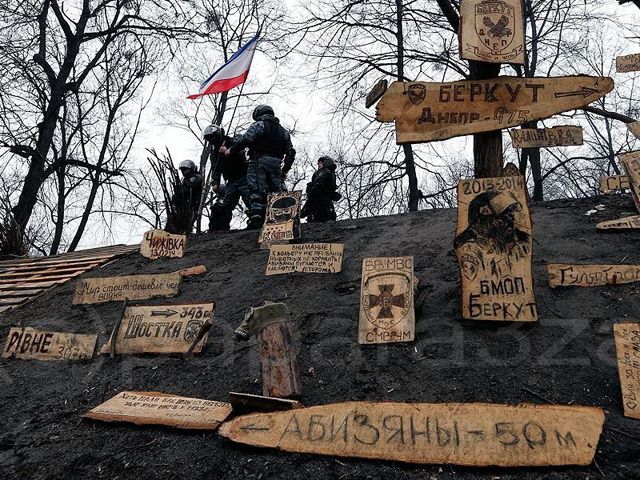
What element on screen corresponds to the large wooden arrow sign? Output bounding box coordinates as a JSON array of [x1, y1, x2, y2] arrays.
[[376, 76, 613, 143], [218, 401, 604, 467]]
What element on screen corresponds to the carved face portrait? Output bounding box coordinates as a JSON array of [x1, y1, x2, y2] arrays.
[[267, 196, 299, 223]]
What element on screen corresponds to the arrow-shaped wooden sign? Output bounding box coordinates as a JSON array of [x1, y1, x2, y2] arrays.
[[376, 76, 613, 143], [219, 401, 604, 467]]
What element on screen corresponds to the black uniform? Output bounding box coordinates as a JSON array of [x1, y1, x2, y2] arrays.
[[301, 157, 338, 223], [181, 172, 203, 214]]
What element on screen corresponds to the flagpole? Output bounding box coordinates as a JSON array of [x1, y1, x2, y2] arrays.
[[226, 81, 246, 136]]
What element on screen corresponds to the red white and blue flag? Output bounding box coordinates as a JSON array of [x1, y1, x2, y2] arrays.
[[188, 33, 259, 100]]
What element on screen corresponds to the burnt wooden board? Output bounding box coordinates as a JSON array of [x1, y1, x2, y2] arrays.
[[627, 121, 640, 140], [2, 327, 96, 361], [600, 175, 630, 194], [229, 392, 302, 416], [510, 126, 583, 148], [358, 257, 415, 344], [455, 176, 537, 321], [365, 79, 388, 108], [72, 273, 181, 305], [266, 243, 344, 276], [613, 323, 640, 420], [376, 76, 613, 144], [259, 191, 302, 247], [140, 229, 187, 260], [548, 264, 640, 288], [619, 151, 640, 212], [100, 303, 214, 355], [617, 53, 640, 73], [83, 391, 232, 430], [597, 216, 640, 231], [218, 401, 604, 467], [460, 0, 525, 64]]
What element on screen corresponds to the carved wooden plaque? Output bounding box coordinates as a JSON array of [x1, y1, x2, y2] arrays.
[[366, 79, 388, 108], [460, 0, 525, 64], [266, 243, 344, 276], [617, 53, 640, 73], [600, 175, 630, 194], [510, 126, 583, 148], [218, 401, 604, 467], [597, 216, 640, 231], [72, 273, 181, 305], [376, 77, 613, 144], [83, 391, 232, 430], [259, 191, 302, 246], [619, 151, 640, 212], [100, 303, 214, 355], [455, 176, 537, 321], [358, 257, 415, 344], [613, 323, 640, 420], [2, 327, 96, 361], [140, 229, 187, 260], [548, 264, 640, 288]]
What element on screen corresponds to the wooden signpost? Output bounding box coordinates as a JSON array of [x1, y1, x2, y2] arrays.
[[266, 243, 344, 276], [2, 327, 96, 361], [83, 391, 232, 430], [218, 401, 604, 467], [365, 79, 388, 108], [600, 175, 630, 194], [99, 303, 214, 355], [627, 121, 640, 140], [548, 264, 640, 288], [510, 126, 583, 148], [359, 257, 415, 344], [459, 0, 525, 64], [597, 216, 640, 231], [619, 151, 640, 212], [72, 273, 181, 305], [616, 53, 640, 73], [375, 76, 613, 144], [259, 191, 302, 247], [455, 176, 537, 322], [613, 323, 640, 420], [140, 229, 187, 260]]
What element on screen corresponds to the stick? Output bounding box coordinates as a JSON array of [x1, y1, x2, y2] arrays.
[[110, 298, 129, 358], [521, 387, 557, 405], [184, 320, 213, 357]]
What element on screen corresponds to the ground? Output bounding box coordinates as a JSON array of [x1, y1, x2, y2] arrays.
[[1, 194, 639, 479]]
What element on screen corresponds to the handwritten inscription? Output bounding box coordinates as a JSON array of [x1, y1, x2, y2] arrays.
[[376, 77, 613, 144], [72, 273, 181, 304], [266, 243, 344, 276], [456, 176, 537, 322], [617, 53, 640, 73], [600, 175, 630, 194], [140, 229, 187, 260], [597, 216, 640, 231], [2, 327, 96, 361], [614, 323, 640, 420], [218, 402, 604, 467], [510, 126, 583, 148], [460, 0, 525, 64], [548, 264, 640, 288], [83, 391, 232, 430], [619, 151, 640, 212], [359, 257, 415, 344], [100, 303, 214, 355]]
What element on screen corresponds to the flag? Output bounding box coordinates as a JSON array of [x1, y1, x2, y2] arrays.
[[187, 33, 259, 99]]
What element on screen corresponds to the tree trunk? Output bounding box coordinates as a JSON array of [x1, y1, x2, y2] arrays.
[[519, 120, 543, 200], [49, 166, 66, 255], [257, 322, 302, 399]]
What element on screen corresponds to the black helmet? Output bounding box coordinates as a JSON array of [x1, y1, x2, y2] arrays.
[[179, 159, 197, 172], [252, 104, 274, 120], [318, 156, 336, 171]]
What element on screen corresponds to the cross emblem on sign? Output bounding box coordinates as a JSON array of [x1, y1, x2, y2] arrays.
[[368, 284, 406, 319]]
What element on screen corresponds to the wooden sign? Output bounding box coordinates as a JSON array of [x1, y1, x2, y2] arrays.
[[619, 151, 640, 212], [597, 216, 640, 231], [616, 53, 640, 73], [627, 121, 640, 139], [2, 327, 96, 361], [266, 243, 344, 276], [510, 125, 583, 148], [140, 229, 187, 260], [365, 79, 388, 108], [613, 323, 640, 420], [99, 303, 214, 355], [359, 257, 415, 344], [72, 273, 181, 305], [229, 392, 302, 416], [83, 391, 232, 430], [455, 176, 537, 321], [548, 264, 640, 288], [460, 0, 525, 64], [259, 191, 302, 246], [600, 175, 630, 194], [218, 401, 604, 467], [376, 76, 613, 144]]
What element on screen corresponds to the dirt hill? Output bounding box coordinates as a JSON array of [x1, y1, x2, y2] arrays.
[[1, 194, 639, 480]]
